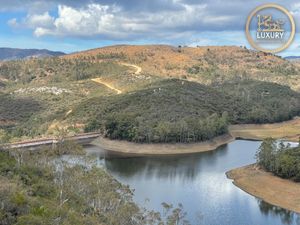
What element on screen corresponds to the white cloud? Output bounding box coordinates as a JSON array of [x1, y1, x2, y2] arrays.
[[11, 2, 235, 40], [32, 4, 123, 38], [7, 12, 55, 32], [34, 27, 51, 37], [26, 12, 54, 29], [5, 0, 299, 48]]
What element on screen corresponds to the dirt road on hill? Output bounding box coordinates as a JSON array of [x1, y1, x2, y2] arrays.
[[91, 78, 122, 94], [121, 63, 142, 75]]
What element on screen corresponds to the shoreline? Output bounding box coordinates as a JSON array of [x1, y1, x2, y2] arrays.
[[92, 117, 300, 156], [6, 117, 300, 155], [227, 165, 300, 214], [93, 134, 235, 156], [229, 117, 300, 142]]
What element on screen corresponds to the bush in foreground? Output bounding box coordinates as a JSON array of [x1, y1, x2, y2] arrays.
[[0, 145, 192, 225]]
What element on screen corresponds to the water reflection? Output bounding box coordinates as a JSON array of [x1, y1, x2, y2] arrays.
[[258, 199, 300, 225], [82, 140, 300, 225], [105, 156, 200, 181], [99, 145, 230, 182]]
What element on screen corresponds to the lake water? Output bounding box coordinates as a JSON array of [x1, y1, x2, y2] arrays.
[[84, 140, 300, 225]]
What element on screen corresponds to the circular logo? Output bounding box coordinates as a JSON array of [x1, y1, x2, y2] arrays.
[[246, 4, 295, 53]]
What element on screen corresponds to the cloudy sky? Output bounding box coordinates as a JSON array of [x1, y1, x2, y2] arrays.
[[0, 0, 299, 56]]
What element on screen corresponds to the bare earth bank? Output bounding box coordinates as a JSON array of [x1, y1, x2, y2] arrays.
[[226, 165, 300, 214], [93, 117, 300, 156], [93, 134, 235, 156], [229, 117, 300, 142]]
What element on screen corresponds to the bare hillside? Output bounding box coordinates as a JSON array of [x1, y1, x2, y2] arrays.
[[63, 45, 300, 90]]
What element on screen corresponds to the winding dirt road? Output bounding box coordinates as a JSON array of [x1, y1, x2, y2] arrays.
[[120, 63, 142, 75], [91, 63, 142, 94], [91, 78, 122, 94]]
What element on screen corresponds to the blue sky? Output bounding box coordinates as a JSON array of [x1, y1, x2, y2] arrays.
[[0, 0, 299, 56]]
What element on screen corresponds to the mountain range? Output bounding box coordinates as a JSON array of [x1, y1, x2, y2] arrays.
[[0, 47, 65, 60], [285, 56, 300, 61]]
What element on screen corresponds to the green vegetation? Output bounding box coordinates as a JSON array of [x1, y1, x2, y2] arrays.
[[0, 144, 191, 225], [0, 93, 43, 140], [0, 56, 155, 141], [1, 48, 300, 144], [186, 49, 299, 78], [0, 78, 118, 140], [0, 58, 128, 83], [216, 80, 300, 123], [256, 138, 300, 181], [1, 73, 300, 143], [80, 79, 232, 143], [0, 93, 42, 124], [80, 79, 300, 143]]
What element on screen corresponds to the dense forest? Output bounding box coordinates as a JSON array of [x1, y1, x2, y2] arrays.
[[0, 143, 191, 225], [256, 139, 300, 181], [81, 79, 300, 143], [216, 80, 300, 123]]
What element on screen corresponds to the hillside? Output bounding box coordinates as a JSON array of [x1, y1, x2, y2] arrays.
[[1, 45, 300, 90], [1, 45, 300, 92], [63, 45, 300, 91], [73, 79, 300, 143], [1, 45, 300, 143], [0, 48, 65, 61]]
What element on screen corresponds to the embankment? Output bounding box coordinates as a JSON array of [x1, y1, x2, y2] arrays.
[[93, 134, 235, 156], [93, 117, 300, 155], [227, 165, 300, 214]]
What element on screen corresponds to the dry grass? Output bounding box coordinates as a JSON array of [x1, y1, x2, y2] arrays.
[[229, 117, 300, 142], [120, 63, 142, 75], [61, 45, 300, 91], [227, 165, 300, 213]]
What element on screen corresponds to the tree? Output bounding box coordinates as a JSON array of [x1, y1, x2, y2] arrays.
[[0, 129, 10, 148], [104, 113, 137, 141], [178, 45, 182, 53], [155, 122, 172, 142], [256, 139, 300, 181], [256, 138, 277, 171], [84, 119, 100, 132]]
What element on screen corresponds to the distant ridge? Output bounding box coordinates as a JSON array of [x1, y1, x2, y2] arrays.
[[0, 47, 65, 60], [285, 56, 300, 61]]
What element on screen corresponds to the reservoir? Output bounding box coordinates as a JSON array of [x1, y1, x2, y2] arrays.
[[83, 140, 300, 225]]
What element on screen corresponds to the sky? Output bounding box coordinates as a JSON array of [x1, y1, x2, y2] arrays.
[[0, 0, 299, 56]]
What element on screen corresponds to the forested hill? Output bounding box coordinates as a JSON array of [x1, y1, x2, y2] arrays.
[[77, 79, 300, 143]]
